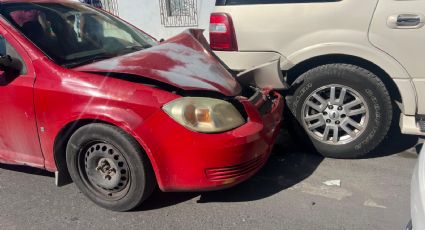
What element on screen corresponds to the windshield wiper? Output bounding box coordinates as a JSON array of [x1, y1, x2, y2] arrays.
[[127, 45, 152, 50], [64, 54, 116, 68], [118, 45, 152, 55], [64, 45, 153, 68]]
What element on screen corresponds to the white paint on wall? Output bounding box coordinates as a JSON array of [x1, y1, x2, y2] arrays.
[[117, 0, 215, 40]]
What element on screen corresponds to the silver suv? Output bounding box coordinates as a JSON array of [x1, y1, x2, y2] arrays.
[[210, 0, 425, 158]]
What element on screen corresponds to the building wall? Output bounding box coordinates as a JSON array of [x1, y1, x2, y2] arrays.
[[117, 0, 215, 40]]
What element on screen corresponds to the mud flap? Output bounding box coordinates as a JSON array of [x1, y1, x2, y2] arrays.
[[236, 59, 288, 90], [55, 170, 72, 187]]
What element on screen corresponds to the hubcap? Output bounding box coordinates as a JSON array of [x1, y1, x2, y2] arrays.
[[80, 142, 130, 199], [301, 84, 369, 145]]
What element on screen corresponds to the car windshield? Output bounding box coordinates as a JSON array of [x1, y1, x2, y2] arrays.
[[0, 2, 157, 67]]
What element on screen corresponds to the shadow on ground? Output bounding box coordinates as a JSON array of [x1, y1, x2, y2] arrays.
[[139, 121, 421, 210], [138, 130, 324, 211], [139, 150, 323, 210], [196, 146, 323, 203], [362, 112, 420, 159], [0, 163, 54, 177]]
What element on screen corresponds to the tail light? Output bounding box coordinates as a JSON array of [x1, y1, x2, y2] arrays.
[[209, 13, 238, 51]]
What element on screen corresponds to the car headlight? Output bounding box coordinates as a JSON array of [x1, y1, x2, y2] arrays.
[[162, 97, 245, 133]]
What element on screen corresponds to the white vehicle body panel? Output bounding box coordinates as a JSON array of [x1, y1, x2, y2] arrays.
[[369, 0, 425, 116], [213, 0, 425, 135], [411, 145, 425, 229]]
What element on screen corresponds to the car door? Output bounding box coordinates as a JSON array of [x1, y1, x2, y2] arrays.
[[0, 24, 45, 168], [369, 0, 425, 114]]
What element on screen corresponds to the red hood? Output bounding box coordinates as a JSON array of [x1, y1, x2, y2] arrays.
[[73, 29, 241, 96]]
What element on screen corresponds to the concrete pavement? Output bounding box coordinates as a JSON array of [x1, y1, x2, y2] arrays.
[[0, 129, 420, 230]]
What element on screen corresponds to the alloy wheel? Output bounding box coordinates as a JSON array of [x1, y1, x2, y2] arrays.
[[301, 84, 369, 145]]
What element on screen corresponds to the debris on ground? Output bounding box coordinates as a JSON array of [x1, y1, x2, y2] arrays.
[[323, 180, 341, 187], [364, 199, 387, 209]]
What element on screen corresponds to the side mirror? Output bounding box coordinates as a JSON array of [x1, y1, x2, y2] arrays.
[[0, 55, 22, 72], [0, 54, 12, 65], [0, 69, 8, 85], [0, 55, 22, 84]]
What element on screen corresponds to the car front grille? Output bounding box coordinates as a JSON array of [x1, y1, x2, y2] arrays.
[[205, 156, 265, 181]]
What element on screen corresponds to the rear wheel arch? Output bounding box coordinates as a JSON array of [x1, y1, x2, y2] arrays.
[[286, 54, 403, 107]]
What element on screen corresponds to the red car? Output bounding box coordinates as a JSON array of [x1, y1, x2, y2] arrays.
[[0, 0, 284, 211]]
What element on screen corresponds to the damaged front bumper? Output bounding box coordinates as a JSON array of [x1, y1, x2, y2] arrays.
[[138, 87, 284, 192], [140, 46, 288, 192]]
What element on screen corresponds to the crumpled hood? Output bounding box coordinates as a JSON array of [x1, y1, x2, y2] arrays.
[[73, 29, 241, 96]]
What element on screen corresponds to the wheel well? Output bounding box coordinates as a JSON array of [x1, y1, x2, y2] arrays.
[[286, 54, 402, 103], [53, 119, 110, 185]]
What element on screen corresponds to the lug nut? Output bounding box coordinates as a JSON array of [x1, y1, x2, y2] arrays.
[[323, 112, 328, 115], [338, 106, 343, 110], [329, 105, 334, 109], [335, 121, 340, 125], [341, 114, 346, 118], [326, 119, 331, 123], [109, 168, 116, 176]]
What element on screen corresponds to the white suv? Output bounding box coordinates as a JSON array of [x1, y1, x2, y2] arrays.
[[210, 0, 425, 158]]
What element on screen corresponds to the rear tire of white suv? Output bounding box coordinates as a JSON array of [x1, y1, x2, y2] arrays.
[[287, 64, 392, 159]]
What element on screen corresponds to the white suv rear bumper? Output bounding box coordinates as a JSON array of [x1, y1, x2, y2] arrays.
[[214, 50, 285, 72]]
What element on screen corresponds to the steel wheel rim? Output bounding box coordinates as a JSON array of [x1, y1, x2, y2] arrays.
[[78, 141, 131, 200], [301, 84, 369, 145]]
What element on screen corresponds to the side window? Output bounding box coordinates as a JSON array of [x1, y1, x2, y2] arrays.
[[0, 35, 27, 75]]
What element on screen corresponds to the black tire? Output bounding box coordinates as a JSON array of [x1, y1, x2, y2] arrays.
[[286, 64, 392, 158], [66, 123, 155, 211]]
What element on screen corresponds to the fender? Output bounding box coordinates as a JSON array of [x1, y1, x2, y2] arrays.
[[32, 55, 180, 175], [47, 110, 163, 188]]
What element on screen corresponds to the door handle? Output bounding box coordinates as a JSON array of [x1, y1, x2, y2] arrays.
[[388, 14, 424, 29], [396, 14, 421, 27]]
